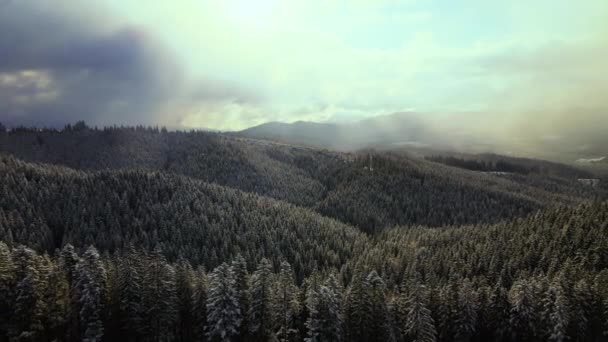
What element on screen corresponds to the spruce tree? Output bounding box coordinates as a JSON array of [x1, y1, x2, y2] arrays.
[[305, 275, 343, 342], [487, 283, 510, 341], [455, 278, 478, 342], [192, 267, 208, 341], [543, 278, 570, 342], [142, 247, 177, 341], [248, 258, 273, 341], [231, 254, 249, 341], [12, 264, 45, 341], [117, 248, 144, 340], [0, 242, 15, 338], [44, 263, 70, 340], [399, 280, 436, 342], [344, 267, 372, 342], [509, 279, 538, 341], [76, 246, 106, 342], [273, 260, 300, 342], [206, 263, 242, 342], [176, 259, 195, 342], [366, 270, 390, 342]]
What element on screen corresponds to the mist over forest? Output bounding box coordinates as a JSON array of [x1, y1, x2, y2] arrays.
[[1, 1, 608, 341]]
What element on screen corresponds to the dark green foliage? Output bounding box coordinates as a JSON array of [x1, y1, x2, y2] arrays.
[[248, 258, 273, 341], [2, 127, 601, 235], [206, 263, 241, 342], [0, 127, 607, 341], [0, 154, 366, 278]]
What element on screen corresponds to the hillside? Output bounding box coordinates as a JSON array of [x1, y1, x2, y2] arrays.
[[0, 126, 338, 207], [1, 130, 608, 342], [237, 112, 433, 151], [1, 126, 602, 234], [0, 155, 367, 278]]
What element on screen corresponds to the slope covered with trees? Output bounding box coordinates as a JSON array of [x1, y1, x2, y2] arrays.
[[317, 153, 600, 233], [0, 202, 607, 342], [1, 124, 608, 341], [0, 155, 366, 279], [0, 124, 334, 207], [1, 125, 602, 234]]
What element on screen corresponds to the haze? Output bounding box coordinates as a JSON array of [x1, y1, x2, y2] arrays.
[[0, 0, 606, 158]]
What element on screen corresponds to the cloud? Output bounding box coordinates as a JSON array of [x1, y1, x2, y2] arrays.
[[0, 0, 606, 160], [0, 0, 261, 128], [0, 1, 175, 126]]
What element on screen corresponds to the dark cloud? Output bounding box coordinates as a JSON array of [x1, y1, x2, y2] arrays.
[[0, 0, 181, 127], [0, 0, 259, 128]]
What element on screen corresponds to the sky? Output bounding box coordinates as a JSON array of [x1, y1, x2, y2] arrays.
[[0, 0, 607, 138]]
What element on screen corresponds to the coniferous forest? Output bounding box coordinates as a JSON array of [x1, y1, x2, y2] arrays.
[[1, 126, 608, 341]]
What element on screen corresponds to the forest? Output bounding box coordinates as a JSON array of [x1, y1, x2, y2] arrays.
[[1, 125, 607, 341]]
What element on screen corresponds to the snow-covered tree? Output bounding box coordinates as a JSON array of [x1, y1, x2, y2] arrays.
[[192, 267, 208, 341], [79, 271, 104, 342], [142, 248, 177, 341], [117, 248, 144, 339], [543, 278, 570, 342], [344, 267, 372, 342], [0, 242, 15, 337], [13, 264, 45, 341], [272, 260, 300, 342], [509, 279, 539, 341], [571, 278, 594, 340], [77, 246, 106, 342], [248, 258, 273, 341], [231, 254, 249, 341], [44, 262, 70, 340], [176, 259, 195, 342], [398, 280, 436, 342], [456, 278, 478, 342], [487, 282, 510, 341], [366, 270, 390, 342], [305, 274, 343, 342], [206, 263, 242, 342]]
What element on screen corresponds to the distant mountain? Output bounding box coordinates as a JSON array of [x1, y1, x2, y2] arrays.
[[237, 112, 434, 151], [237, 120, 342, 148], [237, 112, 608, 165]]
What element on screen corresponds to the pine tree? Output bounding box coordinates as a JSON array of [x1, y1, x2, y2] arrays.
[[455, 278, 478, 342], [60, 243, 81, 341], [59, 244, 79, 287], [487, 283, 510, 341], [117, 248, 144, 340], [366, 270, 390, 342], [273, 260, 300, 342], [206, 263, 242, 342], [248, 258, 273, 341], [571, 278, 594, 341], [142, 247, 177, 342], [509, 279, 538, 341], [44, 262, 70, 340], [398, 280, 436, 342], [10, 246, 45, 341], [305, 275, 343, 342], [231, 254, 249, 341], [76, 246, 106, 342], [192, 267, 208, 341], [12, 264, 45, 341], [344, 267, 372, 342], [0, 242, 15, 338], [436, 281, 458, 342], [176, 259, 195, 342], [79, 271, 104, 342], [543, 278, 570, 342]]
